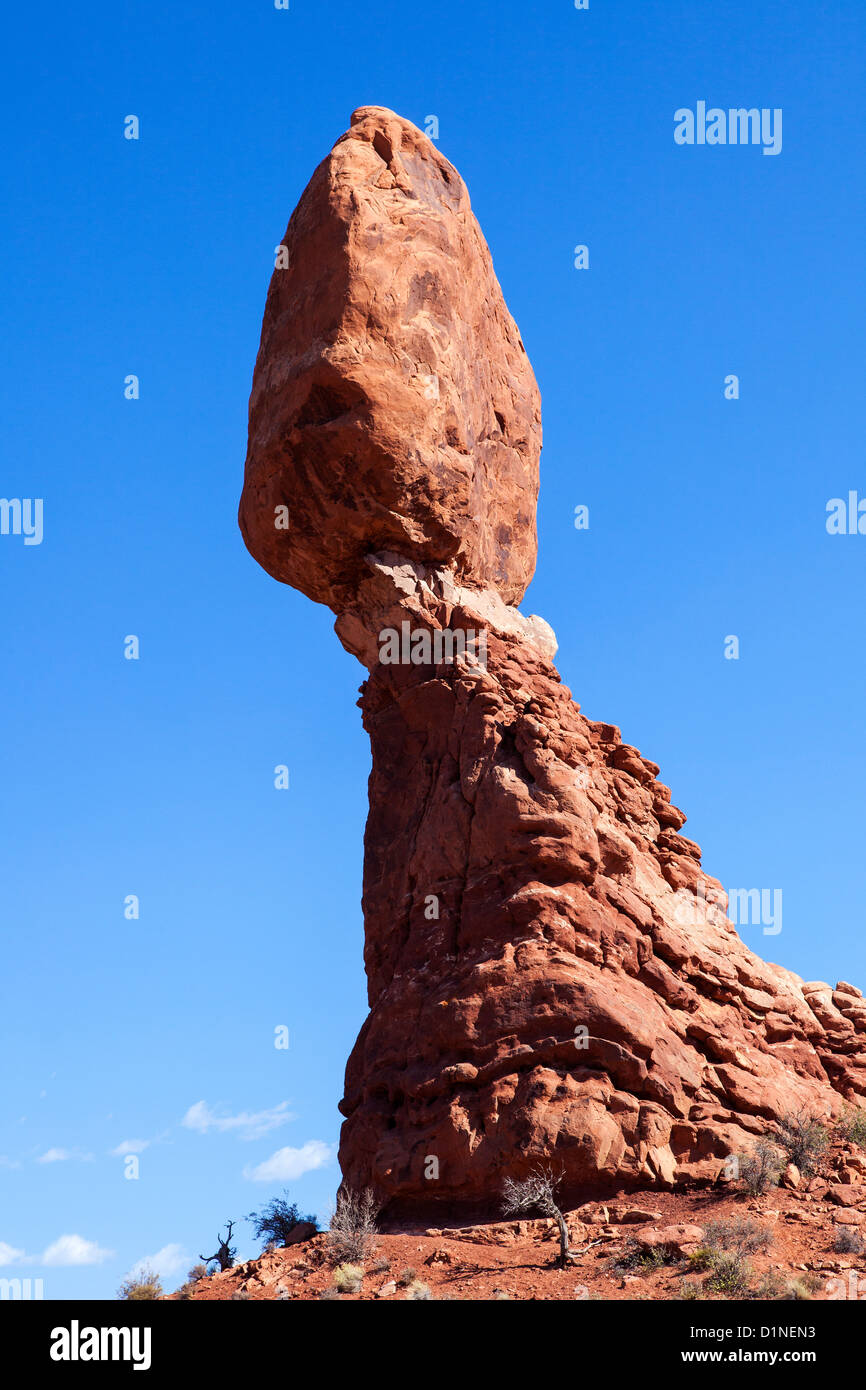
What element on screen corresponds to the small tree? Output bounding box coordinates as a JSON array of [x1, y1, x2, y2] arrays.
[[327, 1187, 381, 1264], [118, 1264, 163, 1300], [501, 1165, 574, 1265], [246, 1192, 317, 1250], [200, 1220, 237, 1272]]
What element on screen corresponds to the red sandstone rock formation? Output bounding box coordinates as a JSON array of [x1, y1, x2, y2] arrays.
[[240, 107, 866, 1219]]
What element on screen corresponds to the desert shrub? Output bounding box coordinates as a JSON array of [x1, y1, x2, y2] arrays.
[[176, 1263, 209, 1300], [231, 1287, 250, 1301], [752, 1269, 789, 1300], [246, 1192, 317, 1250], [704, 1217, 772, 1257], [327, 1188, 381, 1264], [837, 1108, 866, 1147], [781, 1278, 815, 1301], [397, 1266, 417, 1286], [677, 1280, 706, 1301], [370, 1257, 391, 1275], [611, 1237, 679, 1274], [777, 1111, 830, 1176], [833, 1226, 865, 1254], [705, 1253, 753, 1296], [118, 1265, 163, 1301], [333, 1263, 364, 1294], [318, 1286, 342, 1300], [687, 1248, 715, 1273], [405, 1279, 433, 1300], [737, 1138, 783, 1195]]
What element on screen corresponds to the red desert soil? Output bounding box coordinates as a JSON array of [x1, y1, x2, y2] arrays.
[[172, 1138, 866, 1302]]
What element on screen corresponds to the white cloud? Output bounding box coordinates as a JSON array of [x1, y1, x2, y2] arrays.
[[36, 1148, 93, 1165], [40, 1234, 113, 1267], [127, 1243, 187, 1282], [110, 1138, 150, 1157], [182, 1100, 294, 1141], [0, 1242, 24, 1266], [243, 1140, 333, 1183], [0, 1156, 21, 1170]]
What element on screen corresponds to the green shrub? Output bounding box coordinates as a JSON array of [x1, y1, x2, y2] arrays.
[[705, 1253, 753, 1296], [246, 1191, 317, 1250], [687, 1248, 715, 1273], [612, 1238, 679, 1273]]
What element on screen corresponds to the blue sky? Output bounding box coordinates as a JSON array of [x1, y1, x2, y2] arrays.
[[1, 0, 864, 1298]]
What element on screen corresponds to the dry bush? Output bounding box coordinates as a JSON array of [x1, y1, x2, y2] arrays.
[[837, 1107, 866, 1147], [736, 1138, 783, 1195], [777, 1110, 830, 1176], [704, 1217, 772, 1257], [405, 1279, 433, 1300], [326, 1187, 381, 1264], [176, 1263, 209, 1300], [333, 1263, 364, 1294], [833, 1226, 865, 1255], [118, 1264, 163, 1301]]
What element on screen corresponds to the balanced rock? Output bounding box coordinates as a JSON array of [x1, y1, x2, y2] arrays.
[[240, 105, 540, 618], [240, 108, 866, 1219]]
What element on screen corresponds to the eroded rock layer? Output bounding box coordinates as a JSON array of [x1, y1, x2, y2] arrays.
[[240, 108, 866, 1219]]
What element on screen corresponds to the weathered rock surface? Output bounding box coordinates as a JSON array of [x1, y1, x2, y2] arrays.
[[240, 104, 540, 614], [240, 107, 866, 1220]]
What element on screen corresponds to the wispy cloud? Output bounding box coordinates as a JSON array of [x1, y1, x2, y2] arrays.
[[243, 1140, 333, 1183], [36, 1148, 94, 1165], [0, 1156, 21, 1170], [0, 1234, 113, 1268], [182, 1099, 294, 1141], [110, 1138, 150, 1157], [127, 1243, 187, 1282], [39, 1235, 113, 1267]]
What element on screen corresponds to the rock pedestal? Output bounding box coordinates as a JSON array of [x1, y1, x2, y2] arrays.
[[240, 108, 866, 1218]]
